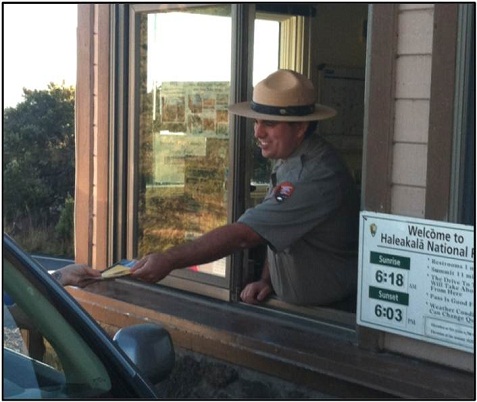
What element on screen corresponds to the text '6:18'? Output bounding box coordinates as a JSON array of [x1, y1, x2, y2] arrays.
[[375, 270, 404, 287]]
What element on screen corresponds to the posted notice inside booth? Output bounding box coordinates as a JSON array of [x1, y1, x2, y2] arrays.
[[357, 212, 474, 353]]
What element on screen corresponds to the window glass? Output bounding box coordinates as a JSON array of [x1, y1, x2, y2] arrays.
[[137, 6, 232, 278], [251, 18, 279, 206], [253, 19, 280, 85], [137, 8, 282, 281]]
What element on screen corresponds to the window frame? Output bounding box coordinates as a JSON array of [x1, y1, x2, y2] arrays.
[[119, 3, 364, 322], [122, 3, 255, 301], [449, 4, 475, 225]]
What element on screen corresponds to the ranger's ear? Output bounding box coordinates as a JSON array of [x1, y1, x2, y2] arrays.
[[294, 121, 310, 140]]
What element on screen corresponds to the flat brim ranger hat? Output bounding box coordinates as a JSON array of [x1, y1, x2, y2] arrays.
[[228, 69, 336, 122]]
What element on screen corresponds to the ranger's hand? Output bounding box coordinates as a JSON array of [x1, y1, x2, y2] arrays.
[[130, 253, 174, 283], [240, 279, 272, 304]]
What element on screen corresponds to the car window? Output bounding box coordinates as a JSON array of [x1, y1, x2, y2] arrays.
[[3, 258, 112, 399]]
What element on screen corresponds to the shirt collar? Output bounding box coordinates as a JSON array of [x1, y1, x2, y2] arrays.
[[272, 136, 315, 179], [278, 135, 316, 168]]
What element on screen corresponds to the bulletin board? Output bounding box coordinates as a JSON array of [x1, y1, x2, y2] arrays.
[[316, 66, 365, 185], [317, 66, 365, 137]]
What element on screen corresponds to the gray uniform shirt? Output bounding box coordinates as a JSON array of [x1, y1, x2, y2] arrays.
[[238, 134, 359, 305]]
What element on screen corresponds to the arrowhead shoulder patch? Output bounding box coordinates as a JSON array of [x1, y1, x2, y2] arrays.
[[273, 181, 295, 202]]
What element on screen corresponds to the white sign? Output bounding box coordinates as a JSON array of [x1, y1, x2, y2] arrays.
[[357, 212, 474, 353]]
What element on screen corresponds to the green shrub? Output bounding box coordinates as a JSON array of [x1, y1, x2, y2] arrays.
[[55, 195, 74, 256]]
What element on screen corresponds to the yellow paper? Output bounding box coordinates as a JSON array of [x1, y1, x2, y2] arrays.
[[101, 264, 132, 279]]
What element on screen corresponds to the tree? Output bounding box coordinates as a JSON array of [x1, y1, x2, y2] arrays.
[[3, 83, 75, 234]]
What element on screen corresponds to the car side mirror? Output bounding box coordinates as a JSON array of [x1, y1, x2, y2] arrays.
[[113, 323, 175, 383]]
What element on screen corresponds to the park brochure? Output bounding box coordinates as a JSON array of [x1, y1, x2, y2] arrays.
[[101, 259, 136, 279]]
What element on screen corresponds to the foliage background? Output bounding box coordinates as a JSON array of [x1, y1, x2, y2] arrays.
[[3, 84, 75, 256]]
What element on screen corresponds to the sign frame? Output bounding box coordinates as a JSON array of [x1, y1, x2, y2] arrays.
[[357, 211, 474, 353]]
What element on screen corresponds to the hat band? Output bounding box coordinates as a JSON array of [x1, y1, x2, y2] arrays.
[[251, 101, 315, 117]]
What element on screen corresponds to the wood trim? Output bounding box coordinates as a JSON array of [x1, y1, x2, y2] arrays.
[[425, 4, 459, 221], [75, 4, 94, 266], [75, 4, 111, 269], [362, 4, 398, 213], [92, 5, 111, 270], [67, 283, 476, 399], [359, 4, 399, 352]]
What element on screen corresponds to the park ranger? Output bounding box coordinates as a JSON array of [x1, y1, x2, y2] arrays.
[[132, 69, 360, 306]]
